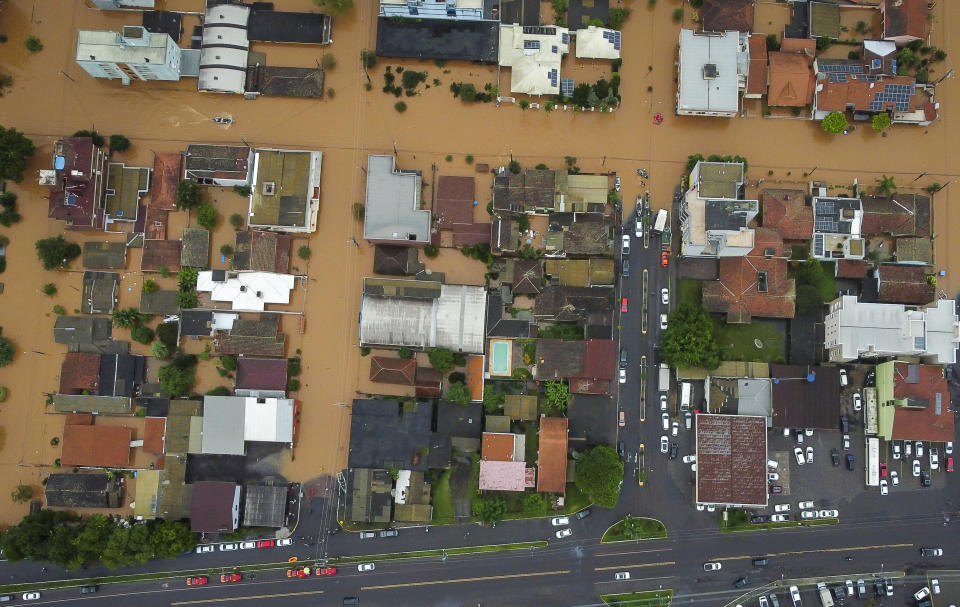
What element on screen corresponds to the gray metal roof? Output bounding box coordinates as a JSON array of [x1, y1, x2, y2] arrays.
[[201, 396, 246, 455], [678, 29, 741, 114], [242, 484, 287, 527], [363, 155, 430, 244], [53, 394, 132, 414]]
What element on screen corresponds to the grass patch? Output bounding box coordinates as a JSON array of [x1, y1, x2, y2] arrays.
[[602, 589, 673, 607], [602, 516, 667, 542], [431, 466, 455, 523], [678, 279, 702, 307], [712, 317, 785, 363], [329, 541, 547, 565], [720, 509, 840, 532], [524, 424, 539, 463]]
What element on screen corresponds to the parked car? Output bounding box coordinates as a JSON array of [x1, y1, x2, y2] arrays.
[[618, 441, 626, 458], [615, 571, 631, 581], [660, 436, 669, 453], [21, 593, 40, 601], [845, 580, 854, 596], [752, 558, 769, 567], [931, 580, 940, 595], [892, 441, 901, 460], [880, 462, 887, 477], [80, 586, 98, 594], [622, 259, 630, 277], [682, 455, 697, 464], [880, 479, 889, 495], [913, 460, 922, 477], [621, 298, 628, 313], [800, 510, 818, 520], [574, 509, 592, 520], [277, 538, 293, 547], [770, 485, 783, 494], [220, 543, 239, 551], [768, 459, 779, 470], [317, 567, 337, 576], [857, 580, 867, 599], [671, 421, 679, 437], [843, 434, 851, 450], [357, 563, 375, 572], [790, 585, 802, 607], [359, 531, 376, 539], [621, 235, 630, 256], [551, 516, 570, 526], [660, 395, 668, 411], [187, 577, 209, 586], [948, 457, 954, 473], [750, 515, 768, 524], [947, 441, 954, 455], [760, 596, 770, 607], [796, 431, 804, 444], [775, 504, 790, 513], [831, 448, 840, 467], [846, 454, 855, 470], [661, 412, 670, 430], [619, 368, 626, 384], [930, 448, 940, 470], [839, 369, 848, 387], [256, 539, 275, 548], [906, 442, 913, 457], [735, 577, 749, 589], [922, 469, 932, 487], [818, 509, 839, 518], [379, 529, 398, 538], [914, 587, 931, 602], [840, 416, 849, 434], [794, 447, 805, 465], [798, 501, 815, 509], [619, 410, 626, 427], [703, 562, 722, 572], [885, 580, 894, 597], [874, 581, 885, 598], [771, 514, 790, 522], [853, 393, 862, 411], [287, 568, 309, 578], [685, 412, 692, 429], [891, 470, 899, 485], [661, 251, 669, 267], [660, 314, 668, 330], [555, 528, 572, 539], [220, 573, 242, 584], [770, 593, 781, 607], [768, 472, 779, 482], [805, 446, 814, 464], [916, 441, 925, 458], [196, 544, 216, 553], [805, 428, 814, 437], [670, 443, 678, 459], [239, 541, 256, 550]]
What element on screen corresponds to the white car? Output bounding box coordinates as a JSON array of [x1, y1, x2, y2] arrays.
[[660, 395, 668, 411], [660, 436, 669, 453], [555, 528, 573, 539], [805, 446, 814, 464], [696, 503, 705, 511], [671, 422, 679, 437], [846, 581, 854, 596], [905, 441, 913, 457], [703, 562, 722, 572], [804, 428, 814, 437], [220, 543, 239, 551], [774, 504, 790, 513], [635, 222, 643, 239], [768, 472, 779, 482], [662, 413, 670, 430], [682, 455, 697, 464], [706, 505, 716, 512], [277, 538, 293, 547], [196, 545, 216, 554], [947, 441, 954, 455], [930, 448, 940, 470], [771, 514, 790, 522], [932, 579, 941, 595], [801, 510, 818, 520], [239, 541, 256, 550], [916, 441, 924, 458], [760, 596, 770, 607], [615, 176, 622, 192], [843, 434, 851, 450], [660, 314, 668, 330], [22, 593, 40, 601], [914, 587, 931, 602], [853, 392, 862, 411], [551, 516, 570, 526], [796, 431, 804, 444], [839, 369, 848, 387], [880, 479, 889, 495], [791, 586, 802, 607], [768, 459, 779, 470], [619, 369, 626, 384], [615, 571, 631, 580], [892, 442, 901, 460], [890, 470, 899, 485], [819, 509, 838, 518], [798, 501, 815, 510], [794, 447, 805, 465], [913, 460, 922, 477], [661, 288, 669, 305], [358, 563, 376, 572], [621, 235, 631, 255]]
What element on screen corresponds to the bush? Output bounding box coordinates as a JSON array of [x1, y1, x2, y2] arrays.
[[151, 341, 170, 360], [72, 129, 104, 148], [109, 134, 130, 152], [394, 101, 407, 113], [287, 357, 302, 377], [177, 290, 197, 309], [465, 155, 474, 164], [360, 347, 371, 356], [607, 7, 630, 29], [518, 99, 530, 110], [287, 378, 301, 392], [821, 111, 848, 134], [220, 355, 238, 372], [157, 321, 179, 351], [428, 347, 455, 372], [423, 244, 439, 258], [326, 88, 335, 98], [111, 307, 150, 329], [52, 305, 65, 315], [158, 355, 197, 398], [352, 202, 365, 221], [195, 203, 216, 229], [41, 283, 56, 296], [142, 279, 158, 294], [816, 36, 832, 51], [448, 372, 466, 384], [672, 8, 682, 21], [205, 386, 231, 396], [176, 180, 203, 209], [298, 245, 311, 260], [872, 112, 892, 131], [35, 236, 81, 270], [131, 325, 155, 345], [398, 347, 414, 359], [220, 244, 233, 257], [232, 185, 251, 197], [445, 381, 471, 405], [229, 213, 244, 230], [509, 160, 522, 174], [766, 34, 780, 52], [401, 70, 427, 90], [24, 36, 42, 53], [322, 53, 336, 70], [360, 49, 377, 70], [10, 483, 30, 504]]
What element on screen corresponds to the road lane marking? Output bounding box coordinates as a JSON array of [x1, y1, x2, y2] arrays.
[[362, 569, 570, 590], [170, 590, 324, 605], [597, 574, 676, 585], [713, 543, 913, 562], [596, 548, 673, 558], [595, 561, 676, 571]]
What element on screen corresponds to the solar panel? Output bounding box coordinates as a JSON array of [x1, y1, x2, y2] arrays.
[[523, 40, 541, 50], [561, 33, 569, 44], [613, 31, 621, 50], [561, 78, 574, 96]]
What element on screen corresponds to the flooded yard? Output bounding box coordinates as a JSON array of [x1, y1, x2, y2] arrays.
[[0, 0, 957, 524]]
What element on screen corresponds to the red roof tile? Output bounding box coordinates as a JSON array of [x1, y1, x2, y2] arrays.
[[537, 417, 568, 495], [369, 356, 417, 385], [235, 357, 289, 391], [890, 362, 954, 443], [702, 256, 796, 323], [482, 432, 517, 462], [749, 227, 788, 257], [747, 34, 768, 96], [47, 138, 107, 229], [61, 425, 132, 467], [144, 417, 166, 454], [883, 0, 927, 41], [817, 76, 919, 113], [436, 176, 476, 229], [761, 189, 813, 242], [835, 259, 869, 279], [141, 240, 181, 272], [860, 194, 931, 237], [59, 353, 102, 395], [876, 264, 935, 305], [151, 153, 182, 212], [696, 414, 767, 506], [452, 222, 491, 247], [702, 0, 754, 32], [768, 52, 815, 107], [466, 355, 484, 402]]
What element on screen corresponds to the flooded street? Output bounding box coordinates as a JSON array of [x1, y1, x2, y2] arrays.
[[0, 0, 957, 524]]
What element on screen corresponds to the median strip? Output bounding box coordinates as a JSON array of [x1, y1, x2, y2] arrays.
[[171, 590, 324, 605], [362, 569, 570, 590], [329, 541, 547, 564], [602, 589, 673, 607]]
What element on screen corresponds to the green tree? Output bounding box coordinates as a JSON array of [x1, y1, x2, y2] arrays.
[[205, 385, 231, 396], [672, 8, 683, 21], [72, 129, 105, 147], [872, 113, 892, 131], [142, 279, 159, 295], [72, 514, 112, 567], [157, 321, 179, 351], [607, 7, 631, 28], [483, 386, 506, 413], [131, 325, 155, 344], [875, 174, 897, 196], [360, 49, 377, 70], [176, 180, 203, 210], [544, 380, 569, 414], [177, 290, 197, 309], [0, 126, 35, 182], [195, 203, 216, 229], [0, 329, 12, 367], [321, 53, 336, 70], [220, 354, 238, 371], [766, 33, 780, 51], [796, 258, 836, 303], [424, 244, 439, 258], [428, 347, 455, 372], [445, 381, 471, 405], [10, 483, 30, 503], [314, 0, 353, 15], [821, 111, 848, 134], [177, 267, 198, 291], [24, 36, 42, 53], [34, 236, 81, 270], [149, 519, 196, 559], [394, 101, 407, 113], [158, 355, 198, 397], [518, 99, 530, 110], [151, 340, 170, 360], [660, 302, 721, 370], [111, 307, 150, 329], [298, 245, 311, 260], [398, 347, 414, 359], [574, 445, 623, 508], [509, 160, 522, 174], [41, 283, 57, 296], [220, 244, 233, 257], [523, 492, 549, 515], [473, 496, 508, 524], [229, 213, 244, 229], [109, 134, 130, 152]]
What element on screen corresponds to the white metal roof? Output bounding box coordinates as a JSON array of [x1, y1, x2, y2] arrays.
[[499, 24, 568, 96], [243, 397, 294, 444], [198, 3, 249, 93], [76, 29, 174, 65], [362, 155, 429, 243], [196, 271, 295, 311], [574, 26, 621, 60], [678, 29, 740, 114]]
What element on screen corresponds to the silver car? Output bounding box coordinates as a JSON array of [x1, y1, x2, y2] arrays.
[[358, 563, 375, 572]]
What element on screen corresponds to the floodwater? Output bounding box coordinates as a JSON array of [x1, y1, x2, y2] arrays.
[[0, 0, 958, 524]]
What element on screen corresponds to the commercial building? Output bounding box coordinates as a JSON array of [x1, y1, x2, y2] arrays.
[[680, 162, 758, 257], [695, 414, 767, 507], [876, 361, 954, 444], [676, 29, 748, 117], [198, 3, 250, 94], [248, 149, 322, 233], [75, 27, 188, 86], [824, 295, 959, 364], [380, 0, 485, 20], [40, 137, 108, 230], [363, 155, 430, 245], [769, 365, 841, 429], [199, 395, 296, 456]]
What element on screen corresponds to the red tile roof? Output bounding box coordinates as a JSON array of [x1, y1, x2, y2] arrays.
[[482, 432, 517, 462], [236, 357, 289, 391], [876, 264, 935, 305], [59, 353, 102, 395], [436, 176, 476, 229], [749, 227, 789, 257], [415, 366, 442, 398], [761, 189, 813, 242], [536, 417, 568, 495], [835, 259, 869, 279], [144, 417, 166, 454], [466, 355, 484, 402], [767, 52, 815, 107], [702, 0, 754, 32], [369, 356, 417, 385], [696, 414, 767, 506], [144, 205, 169, 240], [883, 0, 927, 41], [151, 153, 182, 211], [61, 425, 132, 467], [860, 194, 931, 237], [817, 76, 919, 113], [452, 222, 491, 247], [702, 256, 795, 323], [890, 362, 954, 443], [581, 339, 616, 381], [747, 34, 768, 96], [141, 239, 181, 272]]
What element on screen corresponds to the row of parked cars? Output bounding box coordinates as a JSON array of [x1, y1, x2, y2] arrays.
[[195, 538, 292, 553]]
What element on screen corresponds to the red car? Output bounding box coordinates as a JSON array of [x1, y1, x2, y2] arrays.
[[287, 568, 309, 578], [186, 576, 208, 586], [220, 573, 242, 584], [661, 251, 669, 267], [880, 462, 888, 478], [947, 457, 954, 473], [256, 539, 275, 548], [621, 298, 628, 312], [317, 567, 337, 576]]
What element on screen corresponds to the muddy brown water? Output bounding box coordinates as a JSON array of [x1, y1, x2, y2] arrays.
[[0, 0, 957, 524]]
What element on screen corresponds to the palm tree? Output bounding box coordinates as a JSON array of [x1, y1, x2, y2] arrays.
[[875, 174, 897, 196]]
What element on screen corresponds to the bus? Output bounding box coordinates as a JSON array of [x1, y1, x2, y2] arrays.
[[867, 437, 880, 486]]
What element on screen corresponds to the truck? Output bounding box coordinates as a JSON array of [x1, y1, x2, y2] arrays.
[[680, 382, 691, 411], [818, 582, 836, 607], [653, 209, 668, 233], [658, 364, 670, 392]]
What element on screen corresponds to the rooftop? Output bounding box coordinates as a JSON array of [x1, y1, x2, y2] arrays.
[[574, 26, 621, 60], [345, 468, 393, 524], [761, 189, 812, 241], [769, 364, 841, 429], [44, 137, 107, 229], [44, 473, 119, 508], [809, 1, 841, 38], [81, 271, 118, 315], [76, 27, 176, 66], [369, 356, 417, 385], [184, 145, 251, 183], [478, 460, 528, 491], [375, 15, 499, 63], [235, 357, 289, 392], [151, 152, 180, 211], [83, 241, 127, 269], [180, 227, 210, 268], [436, 401, 483, 439], [215, 314, 286, 358], [543, 258, 615, 287], [189, 481, 239, 533], [537, 417, 568, 494], [248, 149, 322, 231], [104, 163, 149, 223], [196, 271, 295, 311], [248, 6, 331, 44], [139, 289, 180, 315], [883, 0, 926, 41], [536, 339, 616, 394], [435, 175, 476, 229], [233, 231, 292, 273], [815, 74, 919, 114], [768, 51, 815, 107], [492, 169, 556, 213], [61, 424, 132, 468], [498, 24, 569, 95], [372, 245, 423, 276], [54, 316, 113, 347], [696, 414, 767, 507], [482, 432, 523, 462], [242, 483, 287, 528], [363, 155, 429, 244], [702, 256, 796, 323], [875, 264, 935, 305], [879, 361, 954, 443], [533, 285, 614, 323], [198, 3, 249, 94], [567, 394, 616, 447], [678, 29, 743, 115], [143, 417, 165, 454], [701, 0, 754, 32], [58, 352, 101, 395], [201, 395, 295, 455], [348, 399, 436, 471], [510, 259, 545, 294], [141, 239, 181, 273], [54, 394, 132, 415], [746, 34, 768, 97], [860, 194, 931, 237], [504, 394, 538, 420]]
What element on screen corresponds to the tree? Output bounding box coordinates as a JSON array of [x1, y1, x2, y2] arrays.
[[660, 302, 721, 370], [229, 213, 244, 229], [109, 134, 130, 152], [483, 386, 505, 414], [72, 129, 105, 147], [0, 330, 12, 367], [177, 267, 198, 291], [220, 244, 233, 257], [572, 83, 592, 107], [574, 445, 623, 508], [352, 202, 365, 221], [796, 258, 836, 304], [112, 307, 150, 329], [205, 385, 231, 396], [424, 244, 439, 258], [150, 341, 170, 360], [41, 283, 56, 296], [872, 113, 892, 132], [766, 33, 780, 51], [158, 356, 197, 397], [445, 381, 471, 405], [795, 284, 824, 316], [0, 126, 35, 182], [875, 174, 897, 196], [298, 245, 311, 260], [149, 520, 196, 559], [428, 347, 455, 372], [607, 7, 631, 29], [36, 236, 81, 270], [360, 49, 377, 70], [458, 82, 478, 102], [24, 36, 42, 53], [398, 347, 414, 360], [131, 325, 155, 344], [509, 160, 522, 174], [219, 354, 238, 371], [394, 101, 407, 113], [473, 496, 508, 524], [322, 53, 336, 70], [672, 8, 683, 22], [157, 321, 179, 351], [545, 381, 569, 414], [518, 99, 530, 110], [821, 111, 848, 134], [315, 0, 353, 15], [10, 483, 30, 503], [523, 492, 549, 515], [176, 180, 203, 210], [142, 279, 159, 295], [195, 203, 216, 229]]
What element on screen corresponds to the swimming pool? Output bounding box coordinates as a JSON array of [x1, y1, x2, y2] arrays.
[[490, 340, 511, 376]]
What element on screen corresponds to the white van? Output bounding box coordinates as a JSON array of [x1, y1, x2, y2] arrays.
[[680, 382, 691, 412]]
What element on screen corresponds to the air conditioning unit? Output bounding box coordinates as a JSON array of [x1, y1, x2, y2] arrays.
[[262, 181, 276, 195]]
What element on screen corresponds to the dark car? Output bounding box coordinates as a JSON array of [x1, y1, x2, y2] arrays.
[[769, 485, 783, 494], [856, 580, 867, 599], [840, 416, 849, 433], [874, 581, 884, 597], [846, 454, 855, 470], [750, 515, 768, 524], [575, 508, 591, 520], [734, 577, 749, 589], [620, 348, 628, 369], [670, 443, 678, 460], [922, 470, 932, 486], [831, 448, 840, 467], [622, 260, 630, 278], [864, 370, 876, 387], [618, 441, 626, 458], [379, 529, 398, 538], [833, 587, 847, 604], [752, 558, 769, 567], [343, 598, 360, 606]]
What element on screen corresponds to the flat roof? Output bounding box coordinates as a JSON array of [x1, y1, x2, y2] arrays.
[[375, 16, 499, 63], [363, 155, 429, 243], [770, 365, 841, 429], [248, 9, 331, 44], [105, 163, 149, 222], [695, 414, 767, 507], [76, 28, 174, 65], [198, 3, 249, 94], [249, 149, 322, 230], [83, 241, 127, 269], [678, 29, 741, 114]]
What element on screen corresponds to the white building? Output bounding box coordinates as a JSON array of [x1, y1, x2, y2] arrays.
[[499, 24, 569, 96], [200, 396, 296, 456], [574, 26, 622, 60], [677, 29, 748, 117], [824, 295, 960, 364], [679, 161, 758, 257], [380, 0, 484, 20], [198, 3, 250, 94], [812, 197, 865, 260], [75, 27, 183, 86], [196, 271, 295, 311]]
